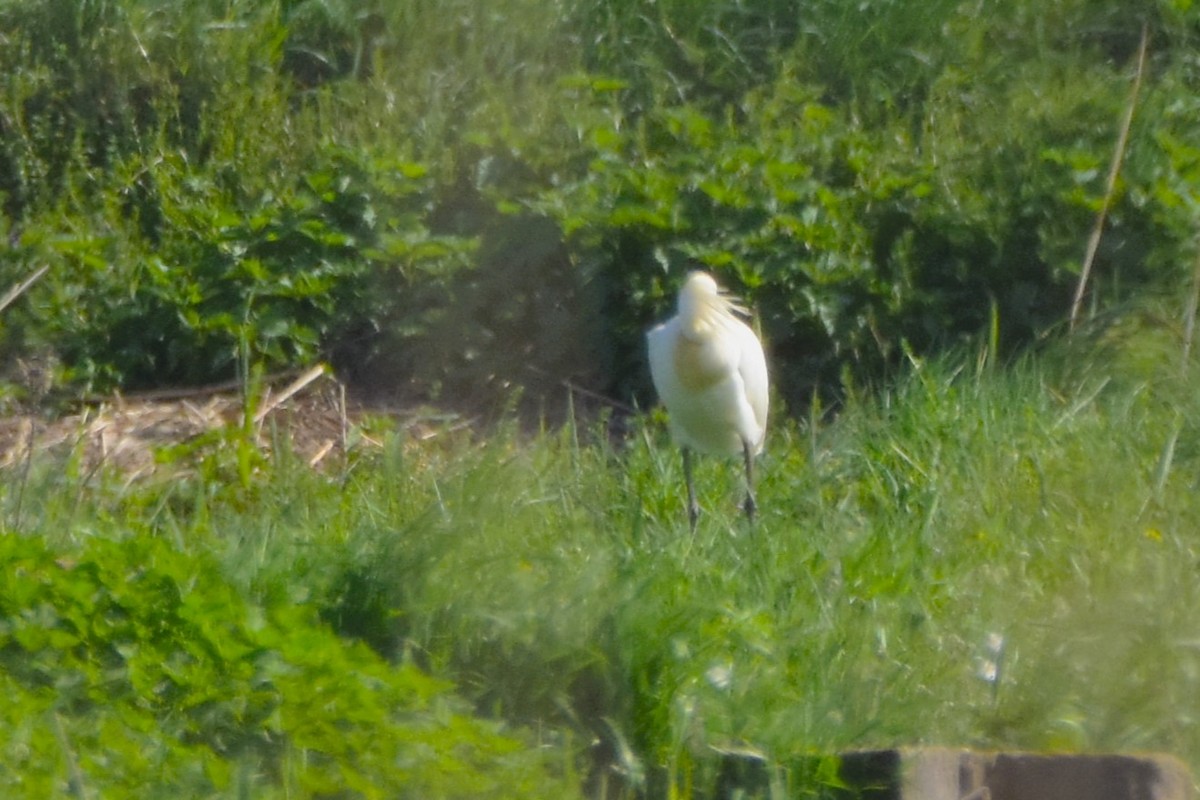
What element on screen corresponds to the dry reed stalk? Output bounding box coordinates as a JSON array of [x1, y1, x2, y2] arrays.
[[1068, 24, 1149, 333], [253, 363, 327, 423], [0, 264, 49, 315]]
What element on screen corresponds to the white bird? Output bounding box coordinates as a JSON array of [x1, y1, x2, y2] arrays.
[[646, 271, 769, 529]]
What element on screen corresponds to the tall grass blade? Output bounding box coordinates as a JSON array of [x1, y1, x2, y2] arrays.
[[1069, 23, 1149, 332], [0, 265, 49, 316], [1182, 245, 1200, 373]]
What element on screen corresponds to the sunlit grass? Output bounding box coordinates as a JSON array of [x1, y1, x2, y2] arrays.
[[7, 317, 1197, 796], [3, 1, 1200, 795]]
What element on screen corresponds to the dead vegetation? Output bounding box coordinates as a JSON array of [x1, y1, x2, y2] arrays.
[[0, 365, 421, 481]]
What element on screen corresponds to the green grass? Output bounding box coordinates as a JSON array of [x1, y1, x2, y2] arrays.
[[3, 1, 1200, 794], [4, 310, 1200, 797]]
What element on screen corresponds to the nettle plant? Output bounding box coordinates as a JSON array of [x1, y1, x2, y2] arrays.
[[21, 144, 470, 393], [0, 531, 575, 798]]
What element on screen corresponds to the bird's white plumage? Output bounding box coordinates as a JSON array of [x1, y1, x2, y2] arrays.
[[646, 272, 768, 456]]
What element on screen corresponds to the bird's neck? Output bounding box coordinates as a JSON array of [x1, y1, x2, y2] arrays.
[[681, 303, 726, 341]]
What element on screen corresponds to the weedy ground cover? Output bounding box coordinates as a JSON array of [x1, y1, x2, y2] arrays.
[[2, 1, 1200, 796], [3, 315, 1199, 797]]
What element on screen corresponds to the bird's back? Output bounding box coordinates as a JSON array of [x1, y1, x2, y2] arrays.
[[647, 288, 767, 457]]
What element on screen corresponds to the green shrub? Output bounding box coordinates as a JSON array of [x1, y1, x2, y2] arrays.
[[0, 531, 576, 798], [1, 0, 1199, 412]]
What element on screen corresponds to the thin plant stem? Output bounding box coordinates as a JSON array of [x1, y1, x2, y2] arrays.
[[1182, 242, 1200, 373], [53, 712, 91, 800], [10, 419, 37, 530], [1069, 23, 1149, 333], [0, 264, 49, 316]]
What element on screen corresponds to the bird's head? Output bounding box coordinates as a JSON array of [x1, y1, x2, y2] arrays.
[[678, 272, 746, 337]]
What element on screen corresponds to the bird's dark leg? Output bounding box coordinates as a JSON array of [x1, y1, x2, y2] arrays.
[[741, 439, 757, 525], [683, 447, 700, 531]]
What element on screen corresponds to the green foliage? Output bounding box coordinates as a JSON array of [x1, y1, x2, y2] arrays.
[[1, 0, 1199, 411], [0, 530, 576, 798], [6, 141, 475, 391], [317, 321, 1200, 795], [4, 303, 1200, 796], [5, 6, 1200, 793], [9, 314, 1200, 796]]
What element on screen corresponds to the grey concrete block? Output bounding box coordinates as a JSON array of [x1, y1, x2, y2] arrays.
[[835, 748, 1194, 800]]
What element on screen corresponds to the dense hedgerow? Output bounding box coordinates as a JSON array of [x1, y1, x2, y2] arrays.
[[0, 0, 1197, 412]]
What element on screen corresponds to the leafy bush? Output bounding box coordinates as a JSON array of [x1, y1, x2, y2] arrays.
[[0, 531, 576, 798], [1, 0, 1198, 413]]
